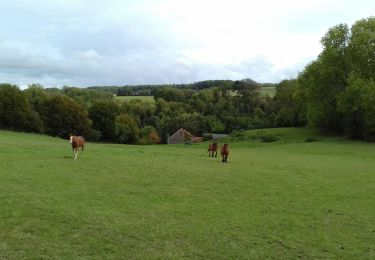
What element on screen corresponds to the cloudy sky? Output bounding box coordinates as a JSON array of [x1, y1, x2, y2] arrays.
[[0, 0, 373, 87]]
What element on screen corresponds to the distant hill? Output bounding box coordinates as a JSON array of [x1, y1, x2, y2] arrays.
[[88, 79, 276, 96]]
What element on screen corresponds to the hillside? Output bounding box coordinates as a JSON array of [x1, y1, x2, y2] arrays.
[[0, 128, 374, 259]]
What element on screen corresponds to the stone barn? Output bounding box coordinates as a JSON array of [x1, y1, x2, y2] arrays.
[[167, 128, 202, 144]]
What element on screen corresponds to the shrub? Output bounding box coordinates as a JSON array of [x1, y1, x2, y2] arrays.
[[139, 126, 161, 144], [260, 135, 279, 143], [304, 137, 318, 142]]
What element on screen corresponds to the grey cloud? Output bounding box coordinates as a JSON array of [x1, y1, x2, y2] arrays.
[[0, 1, 315, 87]]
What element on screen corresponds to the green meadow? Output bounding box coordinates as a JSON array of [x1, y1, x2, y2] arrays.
[[0, 128, 374, 259], [259, 86, 276, 97]]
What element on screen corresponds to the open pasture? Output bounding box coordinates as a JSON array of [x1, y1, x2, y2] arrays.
[[259, 86, 276, 97], [0, 128, 374, 259]]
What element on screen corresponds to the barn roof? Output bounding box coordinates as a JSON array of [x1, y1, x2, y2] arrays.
[[167, 128, 195, 144]]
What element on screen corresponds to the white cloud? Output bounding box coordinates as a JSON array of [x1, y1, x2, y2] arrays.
[[0, 0, 373, 87]]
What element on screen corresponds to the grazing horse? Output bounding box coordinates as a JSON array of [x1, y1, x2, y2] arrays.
[[208, 142, 218, 157], [220, 143, 229, 163], [69, 135, 85, 160]]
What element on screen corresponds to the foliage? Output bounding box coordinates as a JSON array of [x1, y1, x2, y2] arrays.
[[285, 17, 375, 140], [337, 73, 375, 139], [259, 134, 279, 143], [114, 114, 140, 144], [138, 125, 161, 144], [41, 95, 91, 138], [0, 84, 42, 132], [273, 79, 306, 127], [89, 100, 120, 141], [63, 86, 113, 107]]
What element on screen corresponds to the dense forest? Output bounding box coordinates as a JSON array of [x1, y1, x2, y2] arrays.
[[1, 17, 375, 143]]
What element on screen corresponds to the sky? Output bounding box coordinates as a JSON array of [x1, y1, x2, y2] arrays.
[[0, 0, 373, 87]]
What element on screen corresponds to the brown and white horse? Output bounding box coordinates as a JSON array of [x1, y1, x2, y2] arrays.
[[207, 142, 218, 157], [69, 135, 85, 160], [220, 143, 229, 163]]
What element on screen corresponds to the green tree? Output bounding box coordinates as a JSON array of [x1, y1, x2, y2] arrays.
[[273, 79, 306, 126], [299, 24, 350, 132], [348, 17, 375, 79], [89, 100, 120, 141], [24, 84, 49, 115], [206, 115, 225, 133], [0, 84, 42, 132], [232, 79, 261, 114], [63, 86, 114, 107], [41, 95, 91, 137], [337, 73, 375, 139], [115, 114, 140, 143], [120, 99, 155, 127], [153, 87, 186, 102]]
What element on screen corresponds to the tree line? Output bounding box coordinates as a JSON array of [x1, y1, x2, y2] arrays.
[[88, 80, 245, 96], [273, 17, 375, 140], [1, 17, 374, 143], [0, 79, 274, 144]]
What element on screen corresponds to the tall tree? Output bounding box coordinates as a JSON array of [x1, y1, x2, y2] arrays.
[[41, 96, 91, 138], [0, 84, 42, 132], [348, 17, 375, 79], [299, 24, 350, 132], [89, 100, 120, 141]]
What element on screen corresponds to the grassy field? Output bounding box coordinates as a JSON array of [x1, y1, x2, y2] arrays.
[[0, 128, 374, 259], [115, 95, 155, 103], [259, 86, 276, 97]]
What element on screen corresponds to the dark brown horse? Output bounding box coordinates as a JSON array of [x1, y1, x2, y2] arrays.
[[220, 143, 229, 163], [208, 142, 218, 157], [69, 135, 85, 160]]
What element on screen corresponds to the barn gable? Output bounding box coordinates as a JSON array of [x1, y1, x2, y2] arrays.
[[167, 128, 198, 144]]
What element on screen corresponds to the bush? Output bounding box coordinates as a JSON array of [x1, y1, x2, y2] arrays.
[[230, 130, 246, 139], [260, 135, 279, 143], [138, 126, 160, 144], [304, 137, 318, 142]]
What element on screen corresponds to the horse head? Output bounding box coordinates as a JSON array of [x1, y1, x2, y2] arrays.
[[69, 134, 74, 144]]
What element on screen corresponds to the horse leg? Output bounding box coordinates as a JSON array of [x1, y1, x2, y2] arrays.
[[81, 145, 84, 158], [214, 151, 217, 157]]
